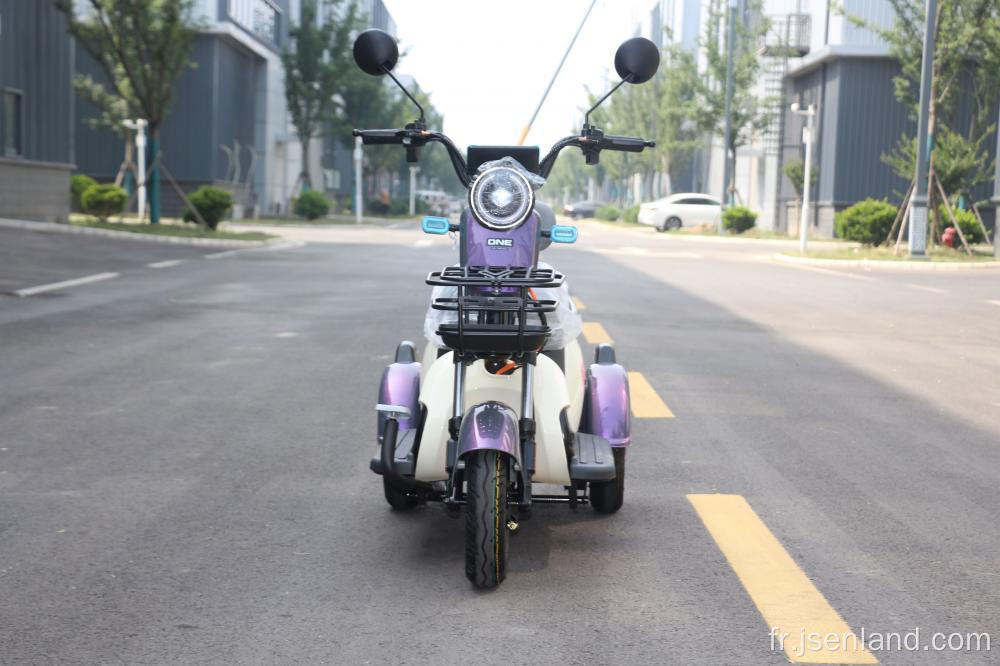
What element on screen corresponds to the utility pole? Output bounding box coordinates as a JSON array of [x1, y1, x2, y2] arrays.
[[354, 135, 363, 224], [909, 0, 937, 257], [720, 0, 741, 233], [790, 103, 817, 253]]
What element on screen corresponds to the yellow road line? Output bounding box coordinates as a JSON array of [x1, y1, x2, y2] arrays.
[[581, 322, 613, 344], [688, 494, 877, 664], [627, 371, 675, 418], [571, 296, 587, 311]]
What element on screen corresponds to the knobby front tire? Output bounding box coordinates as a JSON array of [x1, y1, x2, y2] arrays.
[[464, 450, 510, 588]]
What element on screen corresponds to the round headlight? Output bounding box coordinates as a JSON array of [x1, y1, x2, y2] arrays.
[[469, 166, 534, 230]]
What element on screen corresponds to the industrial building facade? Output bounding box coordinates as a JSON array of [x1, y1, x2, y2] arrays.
[[0, 1, 75, 223]]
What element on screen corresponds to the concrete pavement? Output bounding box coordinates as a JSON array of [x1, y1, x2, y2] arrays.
[[1, 223, 999, 663]]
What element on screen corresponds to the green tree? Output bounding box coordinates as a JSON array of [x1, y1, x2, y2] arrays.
[[55, 0, 202, 224], [696, 0, 772, 202], [283, 0, 361, 192], [848, 0, 1000, 240]]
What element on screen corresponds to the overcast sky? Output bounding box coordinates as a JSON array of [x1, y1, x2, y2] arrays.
[[381, 0, 657, 151]]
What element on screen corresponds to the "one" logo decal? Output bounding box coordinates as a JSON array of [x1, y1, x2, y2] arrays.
[[487, 238, 513, 247]]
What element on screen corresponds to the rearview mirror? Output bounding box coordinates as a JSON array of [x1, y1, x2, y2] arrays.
[[353, 29, 399, 76], [613, 37, 660, 84]]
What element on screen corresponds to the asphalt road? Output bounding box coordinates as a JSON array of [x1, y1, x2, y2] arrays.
[[1, 223, 999, 664]]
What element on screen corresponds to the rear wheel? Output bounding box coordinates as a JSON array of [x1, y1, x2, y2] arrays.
[[660, 216, 681, 232], [590, 447, 625, 514], [464, 450, 510, 588], [383, 477, 418, 510]]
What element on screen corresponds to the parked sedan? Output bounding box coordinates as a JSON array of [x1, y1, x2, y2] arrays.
[[638, 193, 722, 231], [562, 200, 606, 219]]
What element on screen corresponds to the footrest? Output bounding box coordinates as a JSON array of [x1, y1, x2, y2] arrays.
[[570, 433, 617, 481], [370, 429, 416, 476]]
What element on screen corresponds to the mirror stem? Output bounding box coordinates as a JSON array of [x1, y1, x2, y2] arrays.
[[583, 74, 633, 129], [381, 65, 426, 127]]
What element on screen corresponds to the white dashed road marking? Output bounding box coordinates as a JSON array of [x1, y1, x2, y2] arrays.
[[14, 272, 120, 297], [147, 259, 186, 269]]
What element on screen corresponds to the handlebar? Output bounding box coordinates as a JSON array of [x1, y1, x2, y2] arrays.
[[352, 126, 654, 184]]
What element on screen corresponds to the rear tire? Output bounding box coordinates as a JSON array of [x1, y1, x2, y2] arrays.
[[464, 450, 510, 588], [383, 477, 418, 510], [660, 216, 681, 232], [590, 447, 625, 514]]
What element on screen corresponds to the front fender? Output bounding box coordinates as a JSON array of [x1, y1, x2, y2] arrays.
[[585, 363, 631, 446], [457, 401, 521, 466]]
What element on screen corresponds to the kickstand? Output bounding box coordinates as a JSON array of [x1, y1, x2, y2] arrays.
[[568, 483, 578, 508]]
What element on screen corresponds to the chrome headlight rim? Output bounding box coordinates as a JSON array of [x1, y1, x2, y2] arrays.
[[468, 165, 535, 231]]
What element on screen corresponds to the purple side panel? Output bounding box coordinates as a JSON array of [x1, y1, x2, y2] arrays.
[[457, 401, 521, 463], [377, 362, 421, 431], [586, 364, 632, 446], [462, 210, 539, 268]]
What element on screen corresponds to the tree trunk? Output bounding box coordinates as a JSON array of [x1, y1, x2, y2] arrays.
[[300, 135, 312, 193]]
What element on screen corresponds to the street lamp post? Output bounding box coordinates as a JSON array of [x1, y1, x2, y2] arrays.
[[909, 0, 937, 257], [354, 135, 363, 224], [720, 0, 738, 234], [408, 165, 420, 216], [122, 119, 148, 220], [790, 103, 817, 253]]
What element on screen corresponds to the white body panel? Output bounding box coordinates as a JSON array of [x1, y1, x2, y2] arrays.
[[416, 340, 586, 486]]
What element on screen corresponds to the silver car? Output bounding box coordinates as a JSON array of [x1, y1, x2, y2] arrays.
[[638, 193, 722, 231]]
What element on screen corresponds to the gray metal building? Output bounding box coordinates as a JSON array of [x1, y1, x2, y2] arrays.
[[0, 0, 75, 223], [780, 50, 998, 238], [75, 0, 295, 218]]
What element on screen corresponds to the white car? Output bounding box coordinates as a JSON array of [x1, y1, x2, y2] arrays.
[[638, 193, 722, 231]]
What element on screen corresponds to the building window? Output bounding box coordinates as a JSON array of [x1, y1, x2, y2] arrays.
[[228, 0, 281, 45], [3, 90, 22, 157]]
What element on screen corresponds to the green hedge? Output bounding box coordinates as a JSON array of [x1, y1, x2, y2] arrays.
[[834, 199, 896, 245], [622, 205, 640, 224], [595, 205, 621, 221], [295, 190, 331, 220], [939, 206, 986, 245], [70, 174, 97, 211], [81, 184, 127, 220], [182, 186, 233, 230], [722, 205, 757, 233]]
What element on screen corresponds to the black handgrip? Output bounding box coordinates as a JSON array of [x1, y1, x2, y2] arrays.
[[353, 128, 405, 145], [601, 135, 656, 152]]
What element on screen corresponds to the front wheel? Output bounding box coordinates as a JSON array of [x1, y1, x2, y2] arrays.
[[464, 450, 510, 588], [590, 447, 625, 513]]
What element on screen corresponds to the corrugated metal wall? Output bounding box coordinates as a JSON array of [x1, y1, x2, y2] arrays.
[[0, 0, 73, 165], [75, 35, 259, 187]]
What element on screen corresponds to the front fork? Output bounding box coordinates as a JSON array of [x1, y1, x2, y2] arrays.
[[445, 352, 536, 507]]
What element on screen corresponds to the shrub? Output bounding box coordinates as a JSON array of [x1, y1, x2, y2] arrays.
[[834, 199, 896, 245], [70, 174, 98, 211], [366, 198, 390, 216], [182, 186, 233, 229], [622, 205, 640, 224], [595, 205, 621, 221], [722, 205, 757, 233], [81, 183, 127, 220], [295, 190, 331, 220], [939, 206, 986, 245], [782, 160, 818, 198]]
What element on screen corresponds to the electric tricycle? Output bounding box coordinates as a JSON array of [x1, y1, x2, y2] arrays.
[[355, 28, 659, 588]]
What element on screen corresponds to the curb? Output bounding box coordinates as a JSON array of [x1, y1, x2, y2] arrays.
[[0, 217, 280, 248], [773, 251, 1000, 271]]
